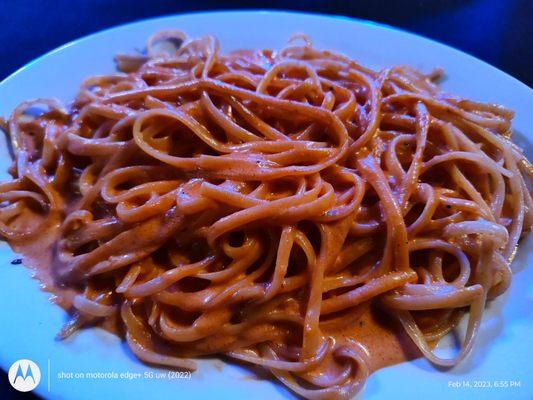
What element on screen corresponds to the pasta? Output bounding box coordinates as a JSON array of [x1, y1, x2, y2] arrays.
[[0, 30, 531, 399]]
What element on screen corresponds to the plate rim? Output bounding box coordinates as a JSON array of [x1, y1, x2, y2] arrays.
[[1, 9, 531, 93]]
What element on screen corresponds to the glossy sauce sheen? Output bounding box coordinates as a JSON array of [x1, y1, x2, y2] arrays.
[[12, 232, 420, 374], [2, 31, 530, 400], [10, 219, 126, 334]]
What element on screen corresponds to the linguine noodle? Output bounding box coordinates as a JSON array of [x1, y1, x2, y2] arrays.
[[0, 30, 531, 399]]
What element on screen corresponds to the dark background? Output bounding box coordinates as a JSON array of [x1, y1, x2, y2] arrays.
[[0, 0, 531, 398], [1, 0, 532, 87]]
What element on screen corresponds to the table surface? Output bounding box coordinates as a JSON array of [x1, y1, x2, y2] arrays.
[[0, 1, 531, 399]]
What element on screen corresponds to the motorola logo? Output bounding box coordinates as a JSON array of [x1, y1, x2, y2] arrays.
[[8, 359, 41, 392]]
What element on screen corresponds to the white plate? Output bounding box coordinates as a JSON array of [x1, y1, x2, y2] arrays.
[[0, 10, 531, 400]]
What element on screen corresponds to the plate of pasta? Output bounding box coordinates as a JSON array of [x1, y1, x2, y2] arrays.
[[0, 10, 531, 400]]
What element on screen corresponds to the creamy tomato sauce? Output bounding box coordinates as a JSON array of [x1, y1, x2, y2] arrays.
[[9, 222, 421, 374]]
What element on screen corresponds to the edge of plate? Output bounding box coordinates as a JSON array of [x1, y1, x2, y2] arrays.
[[1, 9, 531, 94]]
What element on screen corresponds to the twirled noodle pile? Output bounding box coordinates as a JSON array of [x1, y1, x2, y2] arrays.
[[1, 31, 532, 399]]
